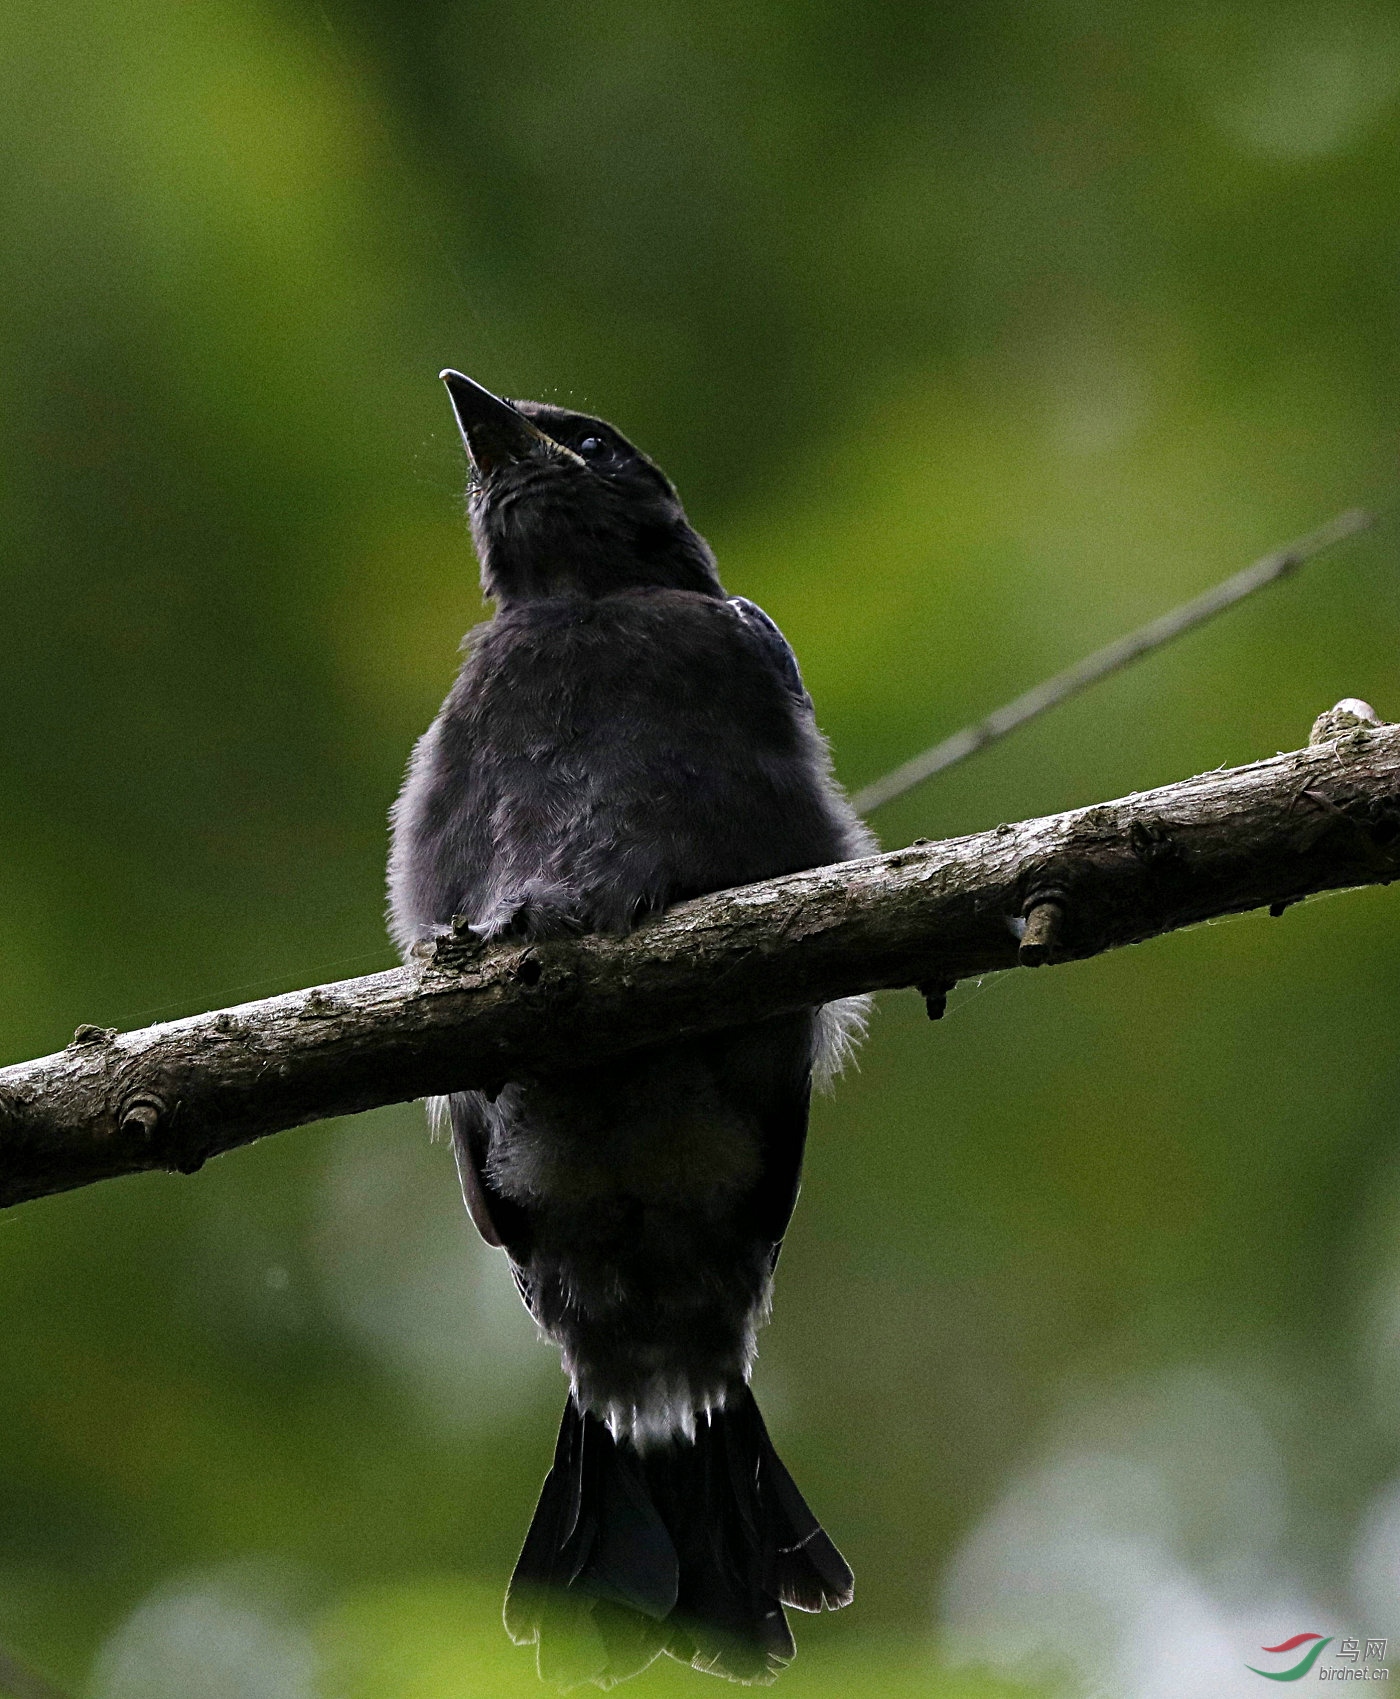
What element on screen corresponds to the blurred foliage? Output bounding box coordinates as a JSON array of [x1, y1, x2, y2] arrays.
[[3, 1, 1400, 1694]]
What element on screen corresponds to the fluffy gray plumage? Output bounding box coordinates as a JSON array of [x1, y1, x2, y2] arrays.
[[386, 373, 872, 1686]]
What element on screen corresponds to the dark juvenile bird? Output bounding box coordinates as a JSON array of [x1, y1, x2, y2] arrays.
[[387, 371, 874, 1687]]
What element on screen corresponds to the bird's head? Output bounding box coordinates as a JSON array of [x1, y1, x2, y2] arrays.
[[440, 369, 722, 605]]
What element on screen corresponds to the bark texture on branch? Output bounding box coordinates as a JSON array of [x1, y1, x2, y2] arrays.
[[4, 720, 1400, 1210]]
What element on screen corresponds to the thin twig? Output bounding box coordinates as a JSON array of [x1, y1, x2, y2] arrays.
[[0, 1643, 75, 1699], [852, 506, 1377, 813]]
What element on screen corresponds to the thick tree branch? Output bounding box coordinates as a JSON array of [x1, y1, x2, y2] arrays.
[[3, 713, 1399, 1210]]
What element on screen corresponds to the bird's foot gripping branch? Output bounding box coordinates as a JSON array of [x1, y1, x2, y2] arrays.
[[1, 702, 1398, 1213]]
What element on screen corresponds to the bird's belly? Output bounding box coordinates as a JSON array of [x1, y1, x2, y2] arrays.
[[487, 1055, 762, 1211], [484, 1047, 776, 1445]]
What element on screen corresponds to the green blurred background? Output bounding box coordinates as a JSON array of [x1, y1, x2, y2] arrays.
[[4, 2, 1400, 1694]]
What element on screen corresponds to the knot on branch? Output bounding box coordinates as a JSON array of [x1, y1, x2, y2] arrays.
[[1310, 698, 1384, 746], [1018, 891, 1067, 967], [1128, 818, 1188, 870], [118, 1093, 165, 1144], [70, 1025, 116, 1048], [516, 953, 544, 987], [916, 976, 957, 1020], [115, 1090, 203, 1175], [512, 946, 586, 1015]]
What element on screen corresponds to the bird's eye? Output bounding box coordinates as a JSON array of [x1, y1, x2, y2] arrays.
[[579, 436, 606, 457]]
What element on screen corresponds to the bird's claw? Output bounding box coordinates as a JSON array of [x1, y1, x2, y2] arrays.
[[411, 914, 489, 964]]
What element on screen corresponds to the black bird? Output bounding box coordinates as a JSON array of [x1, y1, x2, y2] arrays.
[[387, 371, 874, 1687]]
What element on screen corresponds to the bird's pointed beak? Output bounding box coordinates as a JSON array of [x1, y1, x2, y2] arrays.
[[440, 369, 546, 475]]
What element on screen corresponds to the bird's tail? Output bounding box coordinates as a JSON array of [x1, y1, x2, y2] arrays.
[[505, 1388, 853, 1689]]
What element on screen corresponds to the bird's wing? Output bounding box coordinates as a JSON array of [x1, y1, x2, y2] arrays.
[[725, 597, 812, 708], [447, 1091, 534, 1262], [753, 1085, 813, 1265], [447, 1092, 503, 1245], [703, 1013, 817, 1260]]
